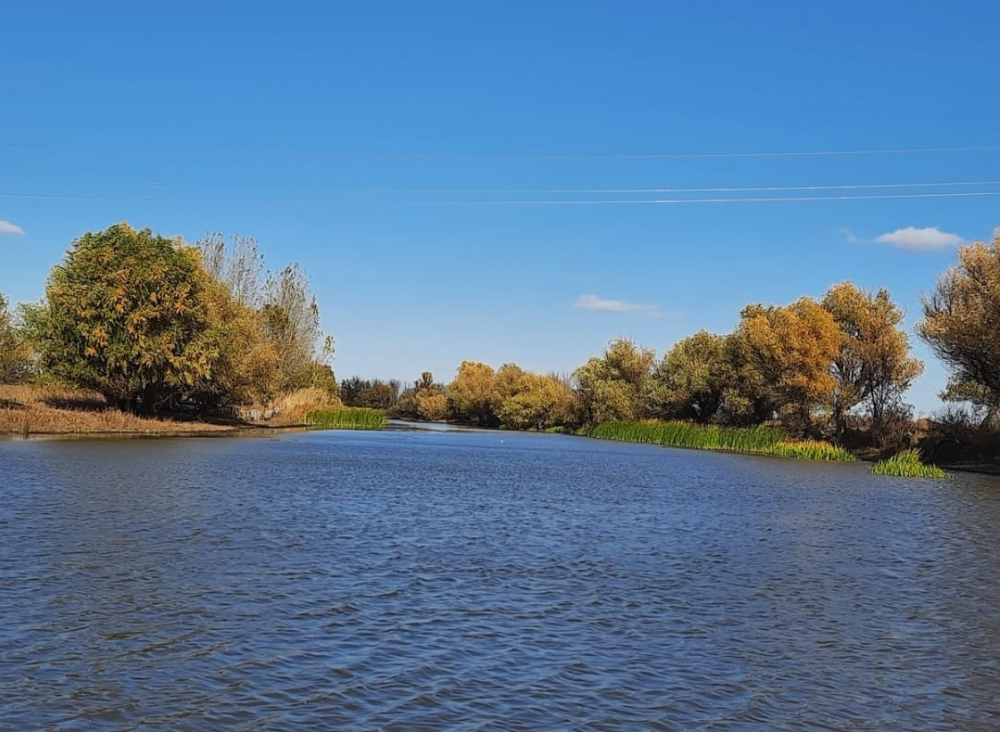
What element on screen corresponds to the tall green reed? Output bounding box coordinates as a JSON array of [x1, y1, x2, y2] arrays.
[[869, 449, 947, 478], [588, 420, 855, 462], [307, 407, 388, 430]]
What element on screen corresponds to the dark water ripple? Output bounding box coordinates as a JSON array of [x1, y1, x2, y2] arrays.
[[1, 430, 999, 729]]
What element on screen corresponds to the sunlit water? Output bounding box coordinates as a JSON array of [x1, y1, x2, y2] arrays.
[[2, 429, 999, 729]]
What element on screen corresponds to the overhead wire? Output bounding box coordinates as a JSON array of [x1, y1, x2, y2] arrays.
[[2, 141, 1000, 160], [3, 190, 1000, 206]]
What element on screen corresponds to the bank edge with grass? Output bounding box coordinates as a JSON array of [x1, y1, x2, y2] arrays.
[[869, 449, 948, 479], [307, 407, 388, 430], [585, 420, 857, 462]]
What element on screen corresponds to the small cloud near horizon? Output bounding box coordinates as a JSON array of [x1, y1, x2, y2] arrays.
[[0, 220, 26, 236], [874, 226, 963, 252], [573, 294, 677, 319], [840, 227, 859, 243]]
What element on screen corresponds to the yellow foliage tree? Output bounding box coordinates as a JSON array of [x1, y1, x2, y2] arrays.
[[447, 361, 497, 426], [490, 365, 573, 430], [729, 298, 841, 429], [918, 234, 1000, 429], [184, 275, 281, 407], [645, 330, 730, 422], [574, 338, 655, 424], [822, 281, 922, 434]]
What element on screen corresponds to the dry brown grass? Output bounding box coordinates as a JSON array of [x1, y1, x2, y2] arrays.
[[0, 385, 235, 436], [268, 387, 342, 426]]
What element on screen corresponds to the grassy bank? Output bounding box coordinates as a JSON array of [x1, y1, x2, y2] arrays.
[[0, 385, 235, 436], [1, 385, 384, 437], [870, 449, 947, 479], [307, 407, 388, 430], [587, 420, 856, 462]]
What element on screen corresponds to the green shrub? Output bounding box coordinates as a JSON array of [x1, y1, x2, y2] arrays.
[[770, 440, 856, 462], [869, 449, 947, 478]]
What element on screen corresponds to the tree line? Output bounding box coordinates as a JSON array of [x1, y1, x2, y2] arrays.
[[0, 223, 335, 414], [3, 224, 1000, 438], [339, 232, 1000, 442]]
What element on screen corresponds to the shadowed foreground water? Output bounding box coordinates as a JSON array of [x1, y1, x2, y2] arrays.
[[1, 429, 999, 729]]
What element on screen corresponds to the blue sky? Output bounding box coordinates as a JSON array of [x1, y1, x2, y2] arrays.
[[3, 1, 999, 413]]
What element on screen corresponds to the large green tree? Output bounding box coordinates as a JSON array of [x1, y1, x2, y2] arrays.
[[33, 223, 213, 412], [644, 330, 730, 422], [574, 338, 655, 424]]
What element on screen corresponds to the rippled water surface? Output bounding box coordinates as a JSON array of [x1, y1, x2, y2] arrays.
[[2, 429, 1000, 729]]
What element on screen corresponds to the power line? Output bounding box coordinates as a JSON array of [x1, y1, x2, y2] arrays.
[[5, 179, 1000, 199], [374, 180, 1000, 194], [439, 191, 1000, 205], [4, 190, 1000, 205], [2, 141, 1000, 160], [4, 180, 999, 195]]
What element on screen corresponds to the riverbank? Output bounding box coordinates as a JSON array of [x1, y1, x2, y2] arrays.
[[3, 386, 992, 478], [585, 420, 857, 462], [0, 386, 395, 437], [0, 385, 278, 437]]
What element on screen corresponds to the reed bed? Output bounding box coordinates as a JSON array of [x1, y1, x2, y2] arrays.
[[307, 407, 387, 430], [869, 449, 947, 478], [588, 420, 856, 462], [770, 440, 856, 462]]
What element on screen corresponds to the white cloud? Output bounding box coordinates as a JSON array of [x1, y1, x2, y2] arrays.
[[573, 294, 675, 319], [875, 226, 963, 252], [0, 220, 25, 236], [840, 227, 859, 243]]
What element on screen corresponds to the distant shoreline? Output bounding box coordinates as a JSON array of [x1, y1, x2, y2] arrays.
[[4, 385, 997, 478]]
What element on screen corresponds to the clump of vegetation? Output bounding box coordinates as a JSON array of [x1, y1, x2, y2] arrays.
[[591, 419, 782, 452], [307, 407, 387, 430], [588, 420, 855, 462], [918, 233, 1000, 431], [0, 294, 34, 384], [770, 440, 856, 462], [19, 224, 336, 417], [392, 371, 449, 422], [869, 449, 947, 478]]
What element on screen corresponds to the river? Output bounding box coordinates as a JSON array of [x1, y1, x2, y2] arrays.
[[1, 429, 999, 729]]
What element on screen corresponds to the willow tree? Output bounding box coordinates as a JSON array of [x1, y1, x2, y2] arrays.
[[184, 275, 281, 407], [34, 223, 211, 413], [263, 264, 334, 392], [196, 233, 266, 308], [447, 361, 497, 426], [395, 371, 448, 421], [644, 330, 730, 422], [822, 282, 922, 435], [728, 298, 841, 429], [918, 235, 1000, 429], [574, 338, 655, 424], [490, 364, 574, 430]]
